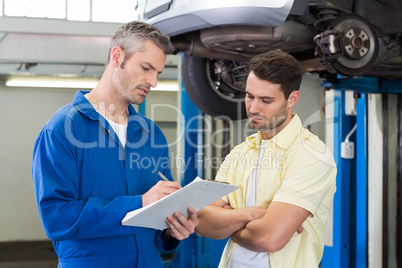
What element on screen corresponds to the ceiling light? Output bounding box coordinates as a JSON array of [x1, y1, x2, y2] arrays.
[[151, 80, 179, 91], [5, 77, 99, 89]]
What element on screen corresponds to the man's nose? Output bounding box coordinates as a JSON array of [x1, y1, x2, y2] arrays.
[[147, 74, 158, 88], [249, 99, 260, 114]]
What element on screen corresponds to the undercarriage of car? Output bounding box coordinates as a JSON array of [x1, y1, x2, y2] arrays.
[[140, 0, 402, 119]]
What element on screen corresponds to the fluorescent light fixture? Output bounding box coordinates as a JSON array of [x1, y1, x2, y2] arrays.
[[151, 80, 179, 91], [5, 77, 99, 89], [5, 77, 178, 91]]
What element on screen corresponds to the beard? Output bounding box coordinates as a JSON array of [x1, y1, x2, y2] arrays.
[[113, 70, 150, 105], [247, 101, 288, 131], [248, 114, 287, 131]]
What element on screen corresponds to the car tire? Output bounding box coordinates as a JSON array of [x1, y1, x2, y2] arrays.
[[181, 54, 247, 120]]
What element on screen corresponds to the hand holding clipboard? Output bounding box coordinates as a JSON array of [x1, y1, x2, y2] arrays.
[[122, 177, 238, 230]]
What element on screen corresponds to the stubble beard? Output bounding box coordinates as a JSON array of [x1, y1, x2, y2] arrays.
[[248, 115, 287, 131], [247, 101, 288, 132], [114, 75, 148, 106], [129, 89, 146, 106], [133, 84, 150, 105]]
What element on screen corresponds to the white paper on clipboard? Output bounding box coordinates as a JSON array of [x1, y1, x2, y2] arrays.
[[121, 177, 238, 230]]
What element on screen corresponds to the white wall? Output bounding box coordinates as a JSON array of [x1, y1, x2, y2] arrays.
[[145, 90, 180, 180], [293, 72, 326, 141], [0, 85, 77, 241]]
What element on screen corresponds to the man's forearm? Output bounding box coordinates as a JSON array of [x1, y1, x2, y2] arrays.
[[231, 202, 309, 253], [196, 205, 265, 240], [231, 223, 269, 252]]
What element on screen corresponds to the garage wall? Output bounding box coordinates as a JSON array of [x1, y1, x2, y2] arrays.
[[294, 72, 326, 141], [0, 85, 77, 241]]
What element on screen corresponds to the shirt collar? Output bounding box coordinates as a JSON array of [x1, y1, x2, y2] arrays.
[[72, 90, 99, 121], [245, 114, 302, 150], [72, 90, 149, 133]]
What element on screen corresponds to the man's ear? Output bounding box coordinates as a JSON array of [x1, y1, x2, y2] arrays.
[[287, 90, 300, 108], [110, 46, 124, 68]]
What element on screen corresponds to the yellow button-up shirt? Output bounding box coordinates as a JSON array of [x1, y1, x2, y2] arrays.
[[217, 114, 337, 268]]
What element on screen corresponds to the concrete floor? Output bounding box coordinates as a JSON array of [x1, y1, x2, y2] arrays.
[[0, 241, 58, 268], [0, 240, 175, 268]]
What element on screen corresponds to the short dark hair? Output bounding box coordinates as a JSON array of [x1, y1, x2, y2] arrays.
[[249, 50, 302, 99], [107, 21, 174, 64]]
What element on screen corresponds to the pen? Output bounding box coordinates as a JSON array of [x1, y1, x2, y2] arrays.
[[157, 171, 169, 181]]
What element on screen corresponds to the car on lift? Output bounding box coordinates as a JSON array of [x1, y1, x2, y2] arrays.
[[135, 0, 402, 119]]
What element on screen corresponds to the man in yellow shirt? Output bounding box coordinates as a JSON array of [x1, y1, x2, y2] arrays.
[[196, 50, 337, 268]]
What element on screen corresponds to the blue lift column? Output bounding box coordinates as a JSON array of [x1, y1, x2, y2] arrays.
[[168, 79, 202, 268], [322, 77, 383, 268], [321, 89, 354, 268], [355, 93, 368, 268], [170, 60, 228, 267]]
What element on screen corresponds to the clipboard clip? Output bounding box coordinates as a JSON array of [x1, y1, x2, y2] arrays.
[[206, 180, 229, 184]]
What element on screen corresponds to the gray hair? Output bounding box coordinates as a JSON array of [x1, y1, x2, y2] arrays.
[[107, 21, 174, 65]]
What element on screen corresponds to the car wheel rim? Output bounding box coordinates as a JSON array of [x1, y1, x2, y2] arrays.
[[206, 58, 248, 103], [331, 14, 379, 74]]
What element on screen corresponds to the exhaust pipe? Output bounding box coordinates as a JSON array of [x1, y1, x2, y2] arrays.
[[172, 34, 250, 61]]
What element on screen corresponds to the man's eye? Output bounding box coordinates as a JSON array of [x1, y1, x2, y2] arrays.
[[246, 94, 253, 99], [142, 66, 149, 71]]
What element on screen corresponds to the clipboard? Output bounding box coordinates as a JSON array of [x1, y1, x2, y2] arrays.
[[122, 177, 238, 230]]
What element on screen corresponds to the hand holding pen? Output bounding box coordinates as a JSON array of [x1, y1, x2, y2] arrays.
[[141, 171, 182, 207]]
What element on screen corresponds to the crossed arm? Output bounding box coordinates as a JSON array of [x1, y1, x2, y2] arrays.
[[196, 199, 310, 252]]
